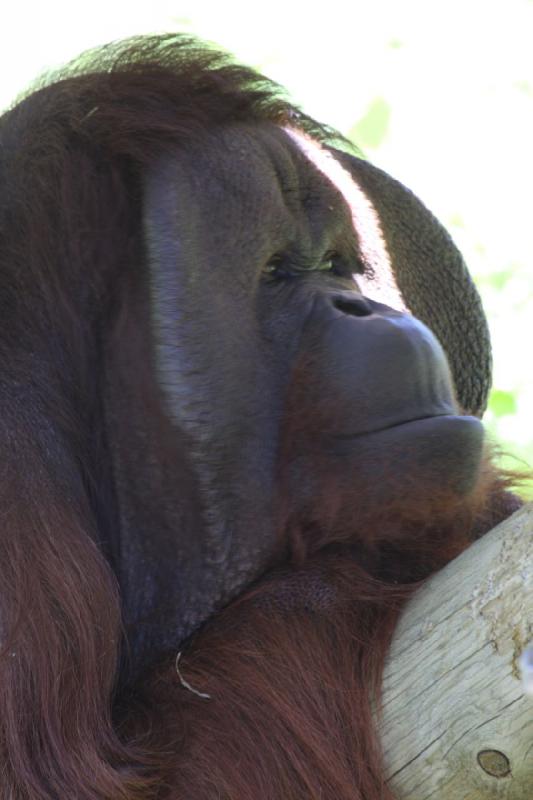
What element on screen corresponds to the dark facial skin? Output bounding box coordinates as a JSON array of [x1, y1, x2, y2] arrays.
[[104, 124, 483, 676]]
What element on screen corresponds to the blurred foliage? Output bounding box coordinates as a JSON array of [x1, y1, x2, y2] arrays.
[[1, 0, 532, 497], [349, 97, 391, 149], [490, 390, 518, 418]]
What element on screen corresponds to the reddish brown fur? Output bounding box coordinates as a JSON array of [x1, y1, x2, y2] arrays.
[[0, 36, 524, 799], [119, 459, 520, 800], [0, 38, 334, 798]]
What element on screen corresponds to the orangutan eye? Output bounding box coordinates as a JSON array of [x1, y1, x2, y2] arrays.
[[263, 252, 341, 280], [263, 255, 291, 279], [319, 251, 339, 272]]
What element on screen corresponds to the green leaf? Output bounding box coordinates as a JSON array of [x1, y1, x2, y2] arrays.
[[487, 270, 512, 291], [489, 389, 517, 417], [349, 97, 391, 150]]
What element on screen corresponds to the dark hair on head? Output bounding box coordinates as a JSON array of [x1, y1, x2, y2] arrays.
[[5, 33, 346, 167]]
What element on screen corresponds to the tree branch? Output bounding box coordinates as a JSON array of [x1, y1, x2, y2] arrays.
[[380, 504, 533, 799]]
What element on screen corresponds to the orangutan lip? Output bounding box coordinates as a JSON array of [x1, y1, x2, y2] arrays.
[[332, 413, 457, 440]]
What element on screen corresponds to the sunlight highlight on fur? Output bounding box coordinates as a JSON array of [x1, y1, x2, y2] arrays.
[[284, 127, 405, 310]]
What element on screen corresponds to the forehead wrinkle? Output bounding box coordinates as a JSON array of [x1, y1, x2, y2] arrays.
[[182, 127, 296, 257], [226, 124, 358, 257], [212, 122, 337, 222], [218, 124, 346, 256], [179, 124, 358, 262], [263, 127, 361, 257]]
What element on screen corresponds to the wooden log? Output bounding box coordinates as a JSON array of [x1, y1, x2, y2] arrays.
[[379, 503, 533, 799]]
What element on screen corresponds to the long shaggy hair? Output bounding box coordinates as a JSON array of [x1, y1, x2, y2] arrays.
[[0, 35, 524, 799]]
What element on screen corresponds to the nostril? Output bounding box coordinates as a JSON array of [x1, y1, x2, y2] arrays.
[[333, 294, 374, 318]]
